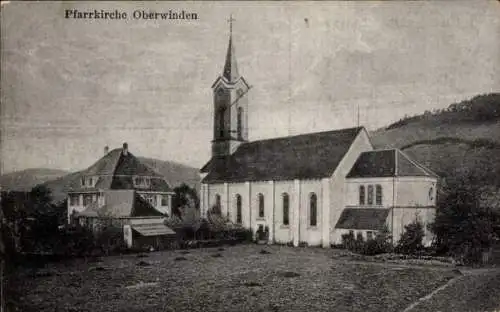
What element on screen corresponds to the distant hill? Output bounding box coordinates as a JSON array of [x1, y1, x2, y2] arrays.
[[1, 159, 199, 203], [138, 157, 200, 192], [0, 168, 69, 192], [371, 93, 500, 186]]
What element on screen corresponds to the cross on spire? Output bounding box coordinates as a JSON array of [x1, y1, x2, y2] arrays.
[[228, 14, 236, 37], [223, 14, 239, 82]]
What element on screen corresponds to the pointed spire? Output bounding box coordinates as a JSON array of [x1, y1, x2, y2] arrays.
[[223, 15, 239, 83]]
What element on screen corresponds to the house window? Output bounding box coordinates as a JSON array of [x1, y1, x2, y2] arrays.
[[81, 176, 97, 187], [282, 193, 290, 226], [237, 107, 243, 139], [376, 185, 382, 205], [367, 185, 374, 205], [70, 195, 79, 206], [309, 193, 317, 227], [367, 231, 374, 240], [359, 185, 365, 205], [258, 193, 264, 218], [161, 195, 169, 206], [134, 176, 151, 188], [236, 194, 242, 224], [142, 194, 157, 206], [83, 194, 93, 206]]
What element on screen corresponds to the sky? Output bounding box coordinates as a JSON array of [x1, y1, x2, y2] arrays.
[[1, 1, 499, 174]]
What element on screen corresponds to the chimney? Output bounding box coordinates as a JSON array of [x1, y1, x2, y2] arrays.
[[122, 142, 128, 155], [104, 146, 109, 155]]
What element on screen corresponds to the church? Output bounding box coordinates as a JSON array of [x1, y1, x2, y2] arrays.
[[200, 23, 438, 248]]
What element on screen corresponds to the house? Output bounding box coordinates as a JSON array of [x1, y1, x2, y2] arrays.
[[199, 23, 439, 248], [67, 143, 174, 234]]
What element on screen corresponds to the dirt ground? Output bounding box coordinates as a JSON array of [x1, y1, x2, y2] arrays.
[[9, 245, 485, 312]]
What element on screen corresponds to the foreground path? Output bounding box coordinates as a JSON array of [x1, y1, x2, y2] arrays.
[[404, 268, 500, 312]]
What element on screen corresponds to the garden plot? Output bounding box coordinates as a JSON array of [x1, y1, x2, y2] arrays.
[[11, 245, 459, 312]]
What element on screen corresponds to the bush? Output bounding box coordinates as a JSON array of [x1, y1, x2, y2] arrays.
[[342, 227, 393, 255], [341, 232, 355, 250], [94, 225, 126, 255], [395, 220, 425, 255]]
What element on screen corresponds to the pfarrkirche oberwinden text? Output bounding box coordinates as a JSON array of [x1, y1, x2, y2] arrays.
[[64, 9, 198, 20]]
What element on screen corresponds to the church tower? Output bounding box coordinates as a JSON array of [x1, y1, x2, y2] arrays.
[[211, 16, 250, 157]]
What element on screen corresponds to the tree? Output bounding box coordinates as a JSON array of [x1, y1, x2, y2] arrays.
[[429, 174, 500, 264], [21, 185, 66, 253], [171, 184, 199, 219], [396, 219, 425, 254]]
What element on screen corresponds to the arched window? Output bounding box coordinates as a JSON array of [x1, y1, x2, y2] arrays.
[[258, 193, 265, 218], [367, 185, 374, 205], [282, 193, 289, 225], [310, 193, 317, 226], [236, 194, 242, 224], [375, 185, 382, 205], [237, 107, 243, 139], [359, 185, 365, 205]]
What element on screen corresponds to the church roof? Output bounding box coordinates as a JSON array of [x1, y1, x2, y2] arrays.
[[346, 149, 438, 179], [223, 36, 239, 83], [201, 127, 364, 183], [335, 208, 390, 230], [68, 144, 172, 193]]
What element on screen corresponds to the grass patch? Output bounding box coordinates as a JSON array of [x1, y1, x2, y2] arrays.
[[33, 270, 54, 278], [259, 249, 272, 255], [211, 253, 223, 258], [243, 281, 263, 287], [11, 245, 459, 312], [136, 261, 150, 266], [179, 250, 190, 255], [279, 271, 301, 278], [174, 256, 188, 261], [88, 266, 106, 272]]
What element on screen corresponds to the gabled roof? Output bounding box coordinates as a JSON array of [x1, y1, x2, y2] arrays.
[[202, 127, 364, 183], [335, 208, 390, 230], [69, 146, 171, 193], [132, 223, 176, 236], [75, 190, 165, 218], [346, 149, 438, 179]]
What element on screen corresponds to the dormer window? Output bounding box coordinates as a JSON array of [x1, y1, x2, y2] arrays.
[[81, 176, 97, 188], [133, 176, 151, 188]]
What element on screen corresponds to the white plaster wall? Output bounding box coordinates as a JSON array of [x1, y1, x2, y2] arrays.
[[273, 181, 294, 244], [329, 129, 374, 244], [299, 180, 323, 246], [227, 183, 247, 224], [249, 181, 274, 236], [344, 178, 395, 208], [395, 177, 438, 207], [206, 183, 225, 214]]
